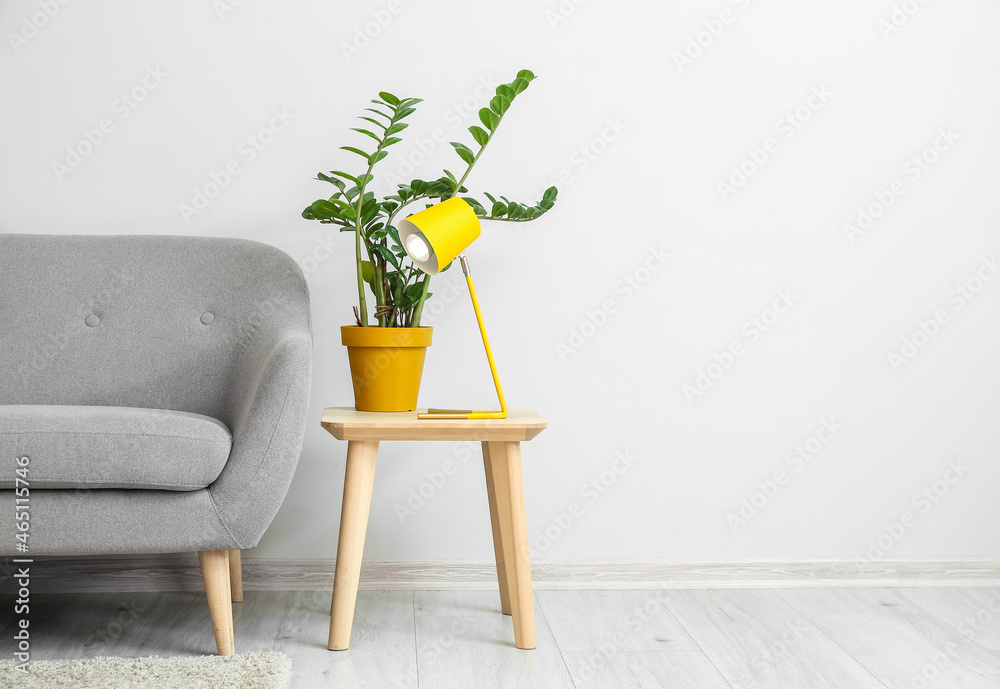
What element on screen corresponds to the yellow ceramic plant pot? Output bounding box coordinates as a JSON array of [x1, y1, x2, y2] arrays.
[[342, 326, 432, 412]]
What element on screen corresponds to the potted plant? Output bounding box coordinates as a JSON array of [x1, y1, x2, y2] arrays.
[[303, 69, 558, 411]]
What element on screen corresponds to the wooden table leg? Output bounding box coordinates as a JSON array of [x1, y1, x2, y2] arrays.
[[329, 439, 379, 651], [482, 442, 512, 616], [485, 441, 536, 649]]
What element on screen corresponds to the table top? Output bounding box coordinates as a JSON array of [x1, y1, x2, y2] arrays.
[[320, 407, 547, 442]]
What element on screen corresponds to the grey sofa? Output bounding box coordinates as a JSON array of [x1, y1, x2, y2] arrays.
[[0, 234, 312, 655]]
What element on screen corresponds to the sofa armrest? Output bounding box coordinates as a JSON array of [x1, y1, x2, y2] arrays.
[[208, 314, 312, 549]]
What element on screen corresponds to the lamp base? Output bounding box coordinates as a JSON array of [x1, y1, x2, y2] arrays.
[[419, 408, 509, 420]]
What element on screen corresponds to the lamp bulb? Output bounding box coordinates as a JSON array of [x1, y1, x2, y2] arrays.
[[406, 233, 431, 262]]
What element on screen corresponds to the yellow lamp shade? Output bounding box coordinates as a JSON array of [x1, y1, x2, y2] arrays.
[[398, 197, 481, 274]]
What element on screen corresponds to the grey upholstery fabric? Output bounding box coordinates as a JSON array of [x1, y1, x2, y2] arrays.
[[0, 405, 232, 490], [0, 234, 312, 555]]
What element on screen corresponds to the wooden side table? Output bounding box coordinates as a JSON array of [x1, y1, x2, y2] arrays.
[[320, 407, 547, 650]]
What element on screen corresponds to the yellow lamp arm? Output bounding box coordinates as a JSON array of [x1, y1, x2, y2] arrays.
[[419, 255, 508, 420], [464, 266, 508, 419]]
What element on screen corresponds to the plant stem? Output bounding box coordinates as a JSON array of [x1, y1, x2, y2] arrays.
[[480, 216, 537, 223], [382, 118, 506, 327], [383, 106, 508, 228], [411, 275, 431, 327], [354, 223, 368, 325], [385, 193, 431, 234], [454, 109, 509, 192], [362, 234, 388, 327]]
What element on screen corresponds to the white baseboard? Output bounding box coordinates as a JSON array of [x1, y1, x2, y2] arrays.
[[3, 557, 999, 593]]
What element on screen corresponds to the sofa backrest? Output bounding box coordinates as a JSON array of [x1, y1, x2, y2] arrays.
[[0, 234, 310, 427]]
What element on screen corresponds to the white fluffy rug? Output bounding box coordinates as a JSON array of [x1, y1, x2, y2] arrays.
[[0, 652, 291, 688]]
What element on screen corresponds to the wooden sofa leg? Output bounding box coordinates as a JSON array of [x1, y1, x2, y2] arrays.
[[229, 550, 244, 603], [198, 550, 235, 656]]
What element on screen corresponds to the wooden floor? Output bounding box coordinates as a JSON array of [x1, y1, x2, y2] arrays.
[[4, 587, 1000, 687]]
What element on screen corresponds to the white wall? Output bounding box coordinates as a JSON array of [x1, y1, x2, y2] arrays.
[[2, 0, 998, 563]]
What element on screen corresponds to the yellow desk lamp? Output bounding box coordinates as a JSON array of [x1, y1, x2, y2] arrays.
[[398, 197, 508, 420]]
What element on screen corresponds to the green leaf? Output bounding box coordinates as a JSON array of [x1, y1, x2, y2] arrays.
[[384, 137, 402, 147], [364, 107, 392, 120], [428, 180, 452, 196], [397, 106, 417, 118], [404, 282, 426, 302], [490, 95, 511, 116], [461, 197, 486, 216], [496, 84, 515, 101], [510, 77, 530, 95], [491, 201, 508, 217], [316, 172, 345, 189], [307, 198, 359, 223], [374, 244, 400, 269], [387, 122, 409, 135], [315, 178, 344, 194], [350, 128, 381, 144], [307, 199, 340, 220], [357, 116, 386, 130], [543, 185, 558, 202], [468, 125, 489, 146], [483, 192, 498, 204], [388, 225, 401, 247], [479, 107, 500, 131], [378, 91, 400, 106], [330, 170, 359, 184], [399, 97, 423, 108], [450, 142, 476, 165], [516, 69, 536, 82], [361, 260, 375, 286], [340, 146, 371, 162], [373, 150, 389, 163], [360, 197, 379, 222]]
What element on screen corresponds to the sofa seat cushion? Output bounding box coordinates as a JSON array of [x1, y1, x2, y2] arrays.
[[0, 405, 232, 491]]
